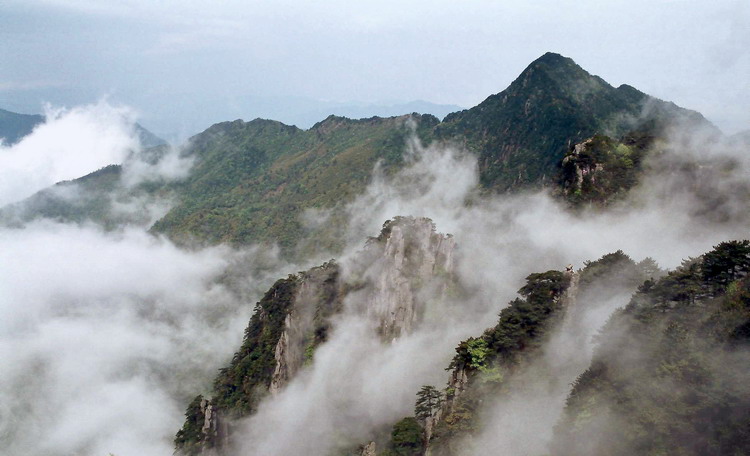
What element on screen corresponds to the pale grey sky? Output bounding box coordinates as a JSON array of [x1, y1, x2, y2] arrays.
[[1, 0, 748, 138]]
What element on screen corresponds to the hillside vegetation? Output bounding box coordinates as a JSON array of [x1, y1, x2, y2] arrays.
[[552, 241, 750, 456], [1, 53, 713, 256]]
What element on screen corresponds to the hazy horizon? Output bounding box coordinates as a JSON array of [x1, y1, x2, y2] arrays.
[[2, 1, 748, 140]]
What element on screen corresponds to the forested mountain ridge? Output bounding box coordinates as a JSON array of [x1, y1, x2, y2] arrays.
[[552, 241, 750, 456], [326, 243, 748, 456], [171, 209, 750, 455], [435, 52, 712, 191], [0, 53, 714, 254], [3, 52, 746, 456], [373, 250, 661, 455], [150, 114, 438, 250]]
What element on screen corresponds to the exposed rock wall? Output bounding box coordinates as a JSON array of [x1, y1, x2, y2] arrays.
[[176, 217, 457, 455], [361, 217, 456, 340], [197, 398, 229, 455], [561, 138, 601, 192], [268, 313, 299, 395], [560, 268, 579, 322], [360, 441, 377, 456], [269, 262, 341, 393]]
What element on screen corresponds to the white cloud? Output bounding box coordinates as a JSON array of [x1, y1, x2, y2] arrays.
[[0, 101, 139, 207], [0, 220, 301, 456]]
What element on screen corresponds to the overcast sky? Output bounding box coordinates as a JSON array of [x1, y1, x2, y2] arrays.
[[1, 0, 748, 139]]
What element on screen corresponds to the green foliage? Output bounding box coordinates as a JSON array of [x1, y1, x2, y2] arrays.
[[553, 240, 750, 456], [1, 165, 125, 228], [415, 385, 443, 420], [382, 417, 424, 456], [174, 395, 205, 451], [465, 338, 491, 370], [211, 275, 300, 415], [579, 250, 661, 291], [560, 133, 649, 207], [626, 258, 706, 312], [487, 270, 570, 360], [175, 260, 342, 453], [152, 115, 437, 255], [428, 388, 483, 456], [702, 240, 750, 291], [432, 252, 669, 454], [436, 53, 667, 192], [433, 270, 571, 454], [6, 55, 705, 256]]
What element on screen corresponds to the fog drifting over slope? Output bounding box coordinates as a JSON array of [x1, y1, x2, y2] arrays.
[[0, 102, 140, 207], [232, 121, 749, 455], [0, 108, 300, 456], [2, 105, 749, 455]]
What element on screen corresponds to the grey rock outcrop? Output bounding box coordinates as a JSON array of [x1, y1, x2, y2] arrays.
[[176, 217, 457, 455], [360, 217, 456, 340], [360, 441, 377, 456], [270, 262, 341, 394]]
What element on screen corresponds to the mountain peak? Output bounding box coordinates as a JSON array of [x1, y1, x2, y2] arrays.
[[532, 51, 574, 66], [516, 52, 601, 90]]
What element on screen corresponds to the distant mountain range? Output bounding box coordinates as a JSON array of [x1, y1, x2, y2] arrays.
[[0, 108, 44, 145]]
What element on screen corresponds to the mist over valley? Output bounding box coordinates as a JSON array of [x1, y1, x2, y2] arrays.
[[2, 3, 750, 455]]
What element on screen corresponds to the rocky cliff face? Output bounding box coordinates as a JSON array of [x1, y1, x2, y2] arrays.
[[560, 134, 649, 206], [176, 217, 458, 455], [561, 138, 601, 190], [268, 312, 302, 395], [269, 262, 341, 394], [359, 216, 456, 340], [175, 262, 341, 455], [360, 441, 377, 456], [423, 269, 576, 456], [197, 398, 229, 455]]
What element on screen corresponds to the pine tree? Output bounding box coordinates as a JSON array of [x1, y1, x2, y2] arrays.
[[415, 385, 443, 420]]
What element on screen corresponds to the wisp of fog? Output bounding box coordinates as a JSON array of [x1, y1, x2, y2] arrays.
[[228, 121, 749, 455]]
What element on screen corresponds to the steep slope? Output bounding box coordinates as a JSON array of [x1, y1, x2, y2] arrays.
[[436, 52, 712, 191], [368, 251, 657, 456], [174, 217, 458, 455], [0, 164, 125, 227], [0, 142, 175, 228], [559, 133, 651, 206], [552, 241, 750, 456]]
